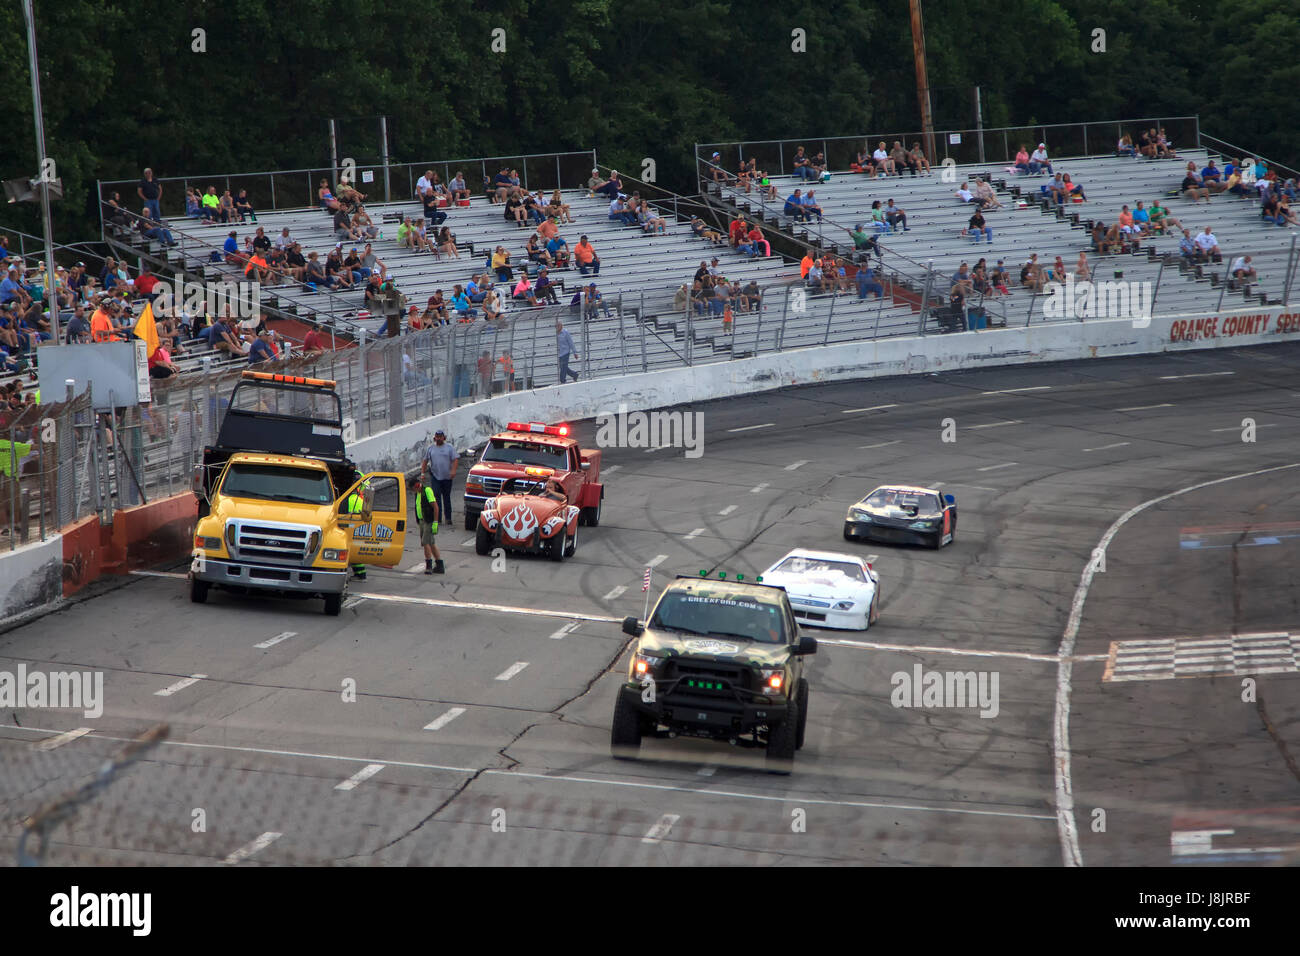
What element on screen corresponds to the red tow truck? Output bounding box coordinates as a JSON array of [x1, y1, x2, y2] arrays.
[[462, 421, 604, 531]]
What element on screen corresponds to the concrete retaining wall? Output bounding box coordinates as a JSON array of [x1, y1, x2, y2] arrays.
[[0, 535, 65, 627], [351, 308, 1300, 473]]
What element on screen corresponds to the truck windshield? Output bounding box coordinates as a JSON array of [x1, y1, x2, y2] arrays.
[[482, 440, 567, 469], [221, 464, 334, 504], [651, 592, 788, 645]]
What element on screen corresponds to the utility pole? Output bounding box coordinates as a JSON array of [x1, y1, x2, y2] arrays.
[[21, 0, 60, 342], [909, 0, 936, 167]]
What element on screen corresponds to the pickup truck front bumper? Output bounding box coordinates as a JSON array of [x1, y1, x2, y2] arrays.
[[195, 558, 347, 595], [618, 682, 789, 736]]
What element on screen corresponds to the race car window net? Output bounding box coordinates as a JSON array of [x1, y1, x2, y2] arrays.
[[865, 490, 941, 514], [651, 593, 787, 645], [220, 463, 334, 505], [773, 557, 866, 582], [482, 440, 567, 468]]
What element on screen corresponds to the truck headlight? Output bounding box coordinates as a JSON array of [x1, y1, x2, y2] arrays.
[[760, 668, 785, 694], [633, 653, 662, 677], [321, 548, 347, 563], [225, 523, 237, 548], [833, 600, 855, 611]]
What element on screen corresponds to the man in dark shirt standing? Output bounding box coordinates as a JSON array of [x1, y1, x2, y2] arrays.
[[137, 168, 163, 222]]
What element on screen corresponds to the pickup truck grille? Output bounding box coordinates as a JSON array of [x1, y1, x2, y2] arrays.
[[664, 659, 753, 694], [230, 520, 316, 564], [478, 476, 505, 495]]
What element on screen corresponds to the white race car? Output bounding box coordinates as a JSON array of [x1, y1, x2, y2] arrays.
[[760, 548, 881, 631]]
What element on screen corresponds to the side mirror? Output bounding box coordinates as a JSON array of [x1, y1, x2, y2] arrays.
[[580, 460, 591, 471], [622, 615, 643, 637], [944, 494, 955, 505], [794, 634, 818, 656], [191, 464, 207, 499]]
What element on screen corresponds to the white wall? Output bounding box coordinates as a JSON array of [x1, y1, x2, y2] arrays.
[[0, 534, 64, 628], [351, 308, 1300, 473]]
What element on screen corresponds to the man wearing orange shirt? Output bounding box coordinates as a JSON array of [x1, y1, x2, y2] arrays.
[[800, 253, 815, 279], [91, 300, 123, 342], [536, 217, 559, 242]]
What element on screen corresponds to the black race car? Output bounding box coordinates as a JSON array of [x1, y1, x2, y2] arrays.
[[843, 484, 957, 549]]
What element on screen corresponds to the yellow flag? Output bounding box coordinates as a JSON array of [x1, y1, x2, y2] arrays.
[[134, 300, 159, 358]]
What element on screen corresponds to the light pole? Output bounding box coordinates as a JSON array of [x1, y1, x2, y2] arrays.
[[21, 0, 61, 342]]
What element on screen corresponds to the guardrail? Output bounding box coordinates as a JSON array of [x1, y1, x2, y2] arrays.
[[97, 150, 598, 221]]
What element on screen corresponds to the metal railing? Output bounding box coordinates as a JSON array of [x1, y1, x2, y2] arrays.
[[97, 150, 598, 222], [1195, 132, 1300, 182], [696, 116, 1203, 185]]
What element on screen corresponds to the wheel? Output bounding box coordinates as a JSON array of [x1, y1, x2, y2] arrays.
[[547, 529, 566, 562], [610, 693, 642, 758], [464, 511, 477, 532], [927, 531, 943, 549], [868, 592, 880, 626], [766, 699, 799, 774], [795, 678, 809, 750], [323, 592, 342, 616], [189, 577, 209, 604], [475, 524, 493, 555], [564, 523, 578, 557], [843, 526, 853, 541], [581, 494, 602, 527]]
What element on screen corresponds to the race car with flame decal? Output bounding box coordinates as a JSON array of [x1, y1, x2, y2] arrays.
[[475, 469, 582, 561]]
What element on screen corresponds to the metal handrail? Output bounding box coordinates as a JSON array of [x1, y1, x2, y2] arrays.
[[1195, 132, 1300, 181]]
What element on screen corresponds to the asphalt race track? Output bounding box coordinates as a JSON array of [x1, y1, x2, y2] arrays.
[[3, 343, 1299, 866]]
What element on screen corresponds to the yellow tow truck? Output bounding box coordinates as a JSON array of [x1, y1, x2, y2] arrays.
[[189, 371, 406, 615]]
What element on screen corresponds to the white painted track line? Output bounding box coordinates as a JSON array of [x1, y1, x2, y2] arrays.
[[603, 464, 621, 475], [1053, 461, 1300, 868], [684, 528, 705, 540], [495, 662, 529, 681], [154, 675, 206, 697], [976, 462, 1018, 472], [785, 460, 809, 470], [728, 423, 774, 433], [358, 592, 620, 625], [548, 622, 580, 640], [641, 813, 680, 844], [403, 561, 428, 574], [1114, 403, 1174, 412], [969, 420, 1021, 430], [603, 584, 627, 601], [1211, 423, 1276, 433], [860, 440, 901, 450], [335, 763, 384, 792], [646, 554, 668, 568], [697, 766, 717, 777], [461, 538, 475, 547], [981, 386, 1051, 395], [1084, 442, 1130, 452], [718, 504, 737, 516], [750, 483, 769, 493], [253, 631, 297, 649], [423, 707, 466, 731], [223, 831, 282, 865], [35, 727, 92, 751], [842, 404, 898, 413], [342, 597, 365, 610], [1159, 371, 1233, 379]]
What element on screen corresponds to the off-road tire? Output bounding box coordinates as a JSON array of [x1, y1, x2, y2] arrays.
[[475, 524, 494, 555], [795, 678, 809, 750], [323, 592, 342, 616], [766, 699, 799, 774], [610, 693, 642, 758], [190, 577, 209, 604]]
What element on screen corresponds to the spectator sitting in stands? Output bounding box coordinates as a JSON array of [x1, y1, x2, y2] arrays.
[[955, 182, 980, 205], [639, 202, 666, 234], [890, 141, 917, 176], [185, 188, 202, 217], [65, 304, 91, 344], [139, 210, 178, 247], [950, 262, 975, 303], [304, 252, 331, 290], [872, 142, 895, 176], [218, 189, 238, 224], [235, 189, 256, 223], [433, 226, 458, 260], [1230, 255, 1257, 287], [1020, 255, 1047, 291], [547, 189, 574, 223], [450, 285, 476, 320], [856, 262, 884, 299], [608, 194, 637, 226], [482, 288, 505, 324], [201, 186, 221, 221], [991, 260, 1010, 294], [909, 142, 932, 175], [691, 217, 724, 245], [689, 280, 708, 315], [1031, 143, 1053, 174], [1117, 134, 1136, 157], [284, 242, 307, 282], [1200, 160, 1223, 187], [1117, 204, 1143, 238], [526, 234, 553, 269], [847, 223, 881, 258], [810, 152, 828, 180], [1181, 170, 1211, 203], [416, 169, 435, 199], [492, 246, 513, 282], [1223, 168, 1249, 197], [544, 232, 569, 268], [574, 236, 599, 275], [422, 190, 448, 228], [1156, 128, 1178, 159], [851, 147, 875, 176], [534, 268, 560, 305], [729, 218, 749, 247], [1178, 228, 1198, 261], [465, 275, 487, 304], [746, 224, 771, 257], [804, 257, 825, 292], [1194, 226, 1222, 263], [247, 328, 278, 364], [970, 259, 991, 295], [974, 178, 1003, 210], [1046, 255, 1069, 283], [784, 188, 811, 222], [343, 247, 369, 283], [1147, 200, 1181, 235], [594, 169, 623, 200], [333, 205, 354, 240], [318, 179, 339, 211], [504, 188, 529, 227], [962, 209, 992, 243], [800, 190, 825, 222], [450, 172, 470, 202], [881, 199, 908, 231], [243, 249, 271, 285], [791, 147, 815, 181], [1279, 197, 1298, 226], [1131, 201, 1153, 234], [1014, 145, 1032, 174], [582, 283, 607, 321]]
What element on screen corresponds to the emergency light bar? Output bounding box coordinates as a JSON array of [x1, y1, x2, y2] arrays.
[[507, 421, 570, 437], [524, 466, 556, 477], [242, 370, 337, 389], [698, 569, 763, 583]]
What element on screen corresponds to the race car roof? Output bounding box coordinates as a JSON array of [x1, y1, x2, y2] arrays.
[[769, 548, 869, 566], [863, 484, 942, 497]]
